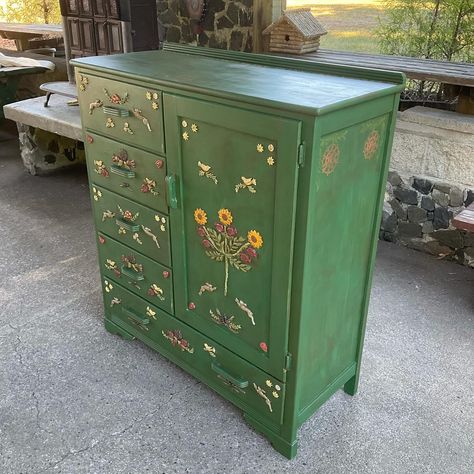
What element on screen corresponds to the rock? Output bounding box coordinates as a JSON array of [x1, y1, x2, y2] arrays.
[[230, 30, 243, 50], [394, 186, 418, 205], [464, 247, 474, 268], [412, 177, 432, 194], [421, 196, 435, 211], [433, 207, 450, 229], [216, 15, 234, 29], [387, 170, 402, 186], [464, 189, 474, 207], [198, 31, 209, 46], [380, 231, 397, 243], [398, 222, 422, 238], [381, 202, 397, 232], [407, 206, 427, 223], [208, 34, 227, 49], [427, 211, 434, 221], [166, 25, 181, 42], [433, 182, 451, 194], [449, 186, 464, 207], [433, 230, 463, 249], [422, 221, 433, 234], [463, 232, 474, 247], [239, 9, 253, 27], [425, 240, 454, 257], [226, 2, 239, 24], [160, 8, 179, 26], [389, 199, 407, 219], [432, 188, 449, 207]]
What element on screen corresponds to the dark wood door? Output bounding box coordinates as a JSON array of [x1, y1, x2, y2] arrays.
[[130, 0, 159, 51], [107, 20, 123, 54], [92, 0, 106, 17], [67, 17, 81, 53], [94, 20, 109, 54], [79, 0, 94, 16], [62, 0, 80, 15], [79, 18, 96, 55], [106, 0, 120, 19]]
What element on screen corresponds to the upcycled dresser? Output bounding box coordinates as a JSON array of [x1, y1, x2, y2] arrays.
[[71, 44, 404, 458]]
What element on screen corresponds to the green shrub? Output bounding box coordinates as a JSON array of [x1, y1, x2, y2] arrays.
[[0, 1, 61, 24]]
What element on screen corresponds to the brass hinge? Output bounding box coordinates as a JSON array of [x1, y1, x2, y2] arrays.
[[284, 352, 292, 371], [297, 142, 305, 167]]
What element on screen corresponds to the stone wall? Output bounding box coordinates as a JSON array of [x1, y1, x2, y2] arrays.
[[382, 107, 474, 268], [157, 0, 254, 51]]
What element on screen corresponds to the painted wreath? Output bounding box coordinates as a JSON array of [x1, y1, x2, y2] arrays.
[[194, 207, 263, 296]]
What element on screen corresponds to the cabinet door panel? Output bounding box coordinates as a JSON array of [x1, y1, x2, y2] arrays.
[[94, 20, 109, 55], [107, 20, 123, 54], [165, 95, 301, 379], [79, 18, 96, 55], [67, 18, 81, 52]]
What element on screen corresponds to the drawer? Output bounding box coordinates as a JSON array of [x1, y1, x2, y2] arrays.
[[91, 185, 171, 266], [85, 132, 167, 213], [97, 232, 173, 314], [76, 70, 164, 154], [103, 280, 285, 427]]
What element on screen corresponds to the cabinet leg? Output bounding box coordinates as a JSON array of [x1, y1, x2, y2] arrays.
[[343, 373, 359, 396], [104, 318, 136, 341], [243, 413, 298, 459]]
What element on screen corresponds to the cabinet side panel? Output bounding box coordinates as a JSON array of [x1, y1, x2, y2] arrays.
[[296, 96, 397, 418]]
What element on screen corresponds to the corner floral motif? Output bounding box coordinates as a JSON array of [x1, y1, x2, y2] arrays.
[[103, 88, 128, 105], [256, 143, 264, 153], [320, 130, 347, 176], [105, 258, 121, 277], [266, 156, 275, 166], [191, 123, 198, 133], [235, 177, 256, 194], [182, 131, 189, 141], [198, 161, 218, 184], [209, 308, 241, 334], [361, 115, 388, 161], [94, 160, 109, 177], [148, 284, 165, 301], [194, 207, 263, 296], [364, 131, 379, 160], [78, 74, 88, 91], [92, 187, 102, 201], [235, 298, 255, 326], [203, 343, 216, 357], [140, 177, 159, 195], [198, 282, 217, 296], [104, 280, 113, 293], [162, 329, 194, 353]]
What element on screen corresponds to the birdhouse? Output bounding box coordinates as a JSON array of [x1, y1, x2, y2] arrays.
[[262, 8, 327, 55]]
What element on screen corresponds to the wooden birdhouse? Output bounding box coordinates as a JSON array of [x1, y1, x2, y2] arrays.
[[262, 8, 327, 55]]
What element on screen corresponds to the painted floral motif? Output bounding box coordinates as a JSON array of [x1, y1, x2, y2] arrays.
[[78, 74, 88, 91], [103, 88, 128, 105], [145, 91, 159, 110], [209, 308, 241, 334], [106, 118, 115, 128], [235, 177, 257, 194], [123, 122, 134, 135], [203, 343, 216, 357], [181, 120, 188, 128], [112, 150, 135, 170], [267, 156, 275, 166], [162, 329, 194, 353], [194, 208, 264, 296], [92, 187, 102, 201], [132, 108, 152, 132], [148, 284, 165, 301], [182, 131, 189, 141], [320, 130, 347, 176], [118, 205, 139, 222], [259, 342, 268, 353], [102, 210, 115, 221], [253, 383, 273, 412], [155, 159, 164, 169], [121, 255, 143, 273], [198, 282, 217, 295], [364, 130, 380, 160], [89, 99, 103, 114], [104, 280, 113, 293], [132, 232, 143, 245], [141, 225, 161, 248], [140, 177, 159, 195], [152, 102, 159, 110], [198, 161, 218, 184], [191, 123, 198, 133], [105, 258, 121, 277], [268, 144, 274, 152], [256, 144, 264, 153], [110, 297, 121, 307], [98, 235, 106, 244], [94, 160, 109, 177], [146, 306, 157, 319], [235, 298, 255, 326]]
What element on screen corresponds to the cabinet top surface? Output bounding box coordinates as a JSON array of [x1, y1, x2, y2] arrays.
[[71, 46, 404, 115]]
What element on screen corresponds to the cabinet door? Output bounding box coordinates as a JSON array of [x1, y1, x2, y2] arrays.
[[94, 20, 109, 55], [93, 0, 106, 17], [67, 17, 81, 52], [79, 18, 96, 55], [107, 20, 123, 54], [107, 0, 120, 19], [63, 0, 79, 15], [79, 0, 93, 16], [165, 95, 301, 380]]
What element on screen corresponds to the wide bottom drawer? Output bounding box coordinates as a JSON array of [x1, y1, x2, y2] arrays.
[[102, 279, 285, 427]]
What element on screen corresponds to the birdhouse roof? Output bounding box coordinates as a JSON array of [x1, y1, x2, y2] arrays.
[[263, 8, 327, 38]]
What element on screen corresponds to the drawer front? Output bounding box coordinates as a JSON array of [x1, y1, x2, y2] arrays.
[[97, 232, 173, 314], [103, 280, 285, 426], [85, 132, 167, 213], [76, 70, 164, 154], [91, 185, 171, 266]]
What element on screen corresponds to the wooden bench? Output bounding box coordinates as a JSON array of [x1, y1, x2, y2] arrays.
[[453, 203, 474, 233]]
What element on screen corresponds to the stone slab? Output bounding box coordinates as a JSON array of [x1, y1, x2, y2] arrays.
[[3, 95, 82, 141]]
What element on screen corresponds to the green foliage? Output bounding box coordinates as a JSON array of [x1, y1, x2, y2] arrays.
[[376, 0, 473, 61], [0, 0, 61, 24]]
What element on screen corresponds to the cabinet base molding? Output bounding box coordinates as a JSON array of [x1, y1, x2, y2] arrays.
[[104, 318, 136, 340]]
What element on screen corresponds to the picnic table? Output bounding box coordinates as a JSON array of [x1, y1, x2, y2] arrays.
[[0, 22, 63, 51], [299, 49, 474, 114]]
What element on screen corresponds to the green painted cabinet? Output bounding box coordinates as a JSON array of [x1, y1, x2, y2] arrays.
[[72, 44, 404, 459]]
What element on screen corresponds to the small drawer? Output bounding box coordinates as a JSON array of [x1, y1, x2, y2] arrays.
[[103, 280, 285, 427], [91, 185, 171, 266], [85, 132, 167, 213], [76, 70, 164, 154], [97, 233, 173, 314]]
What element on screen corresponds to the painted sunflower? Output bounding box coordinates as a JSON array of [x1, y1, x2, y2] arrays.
[[194, 208, 207, 225], [248, 230, 263, 249], [218, 208, 233, 226]]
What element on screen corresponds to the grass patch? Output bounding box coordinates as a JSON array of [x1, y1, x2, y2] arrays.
[[286, 2, 386, 53]]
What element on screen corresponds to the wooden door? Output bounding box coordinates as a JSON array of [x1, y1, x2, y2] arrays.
[[165, 95, 301, 380], [63, 0, 79, 15], [106, 0, 120, 19], [79, 0, 93, 16], [94, 20, 109, 54], [107, 20, 123, 54], [67, 17, 81, 54], [79, 18, 96, 55], [93, 0, 107, 17]]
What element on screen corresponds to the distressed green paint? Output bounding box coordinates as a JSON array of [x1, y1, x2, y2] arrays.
[[73, 45, 404, 459]]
